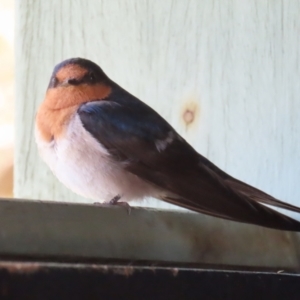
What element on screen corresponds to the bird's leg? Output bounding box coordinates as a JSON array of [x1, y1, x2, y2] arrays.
[[109, 194, 132, 215]]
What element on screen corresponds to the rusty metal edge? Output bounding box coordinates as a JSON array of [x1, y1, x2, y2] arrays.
[[0, 259, 300, 300]]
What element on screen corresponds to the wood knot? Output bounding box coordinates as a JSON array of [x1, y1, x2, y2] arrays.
[[181, 98, 199, 129], [183, 109, 195, 125]]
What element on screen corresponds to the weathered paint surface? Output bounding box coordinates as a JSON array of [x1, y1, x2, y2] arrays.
[[0, 199, 299, 268]]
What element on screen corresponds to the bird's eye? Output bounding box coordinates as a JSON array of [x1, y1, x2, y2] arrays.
[[68, 78, 78, 85], [89, 72, 96, 81]]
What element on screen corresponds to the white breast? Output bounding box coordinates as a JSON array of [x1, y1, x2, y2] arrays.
[[35, 113, 158, 202]]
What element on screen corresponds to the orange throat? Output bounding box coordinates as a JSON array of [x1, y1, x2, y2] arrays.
[[36, 83, 111, 142]]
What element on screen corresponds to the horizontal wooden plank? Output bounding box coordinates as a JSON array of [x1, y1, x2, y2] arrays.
[[0, 198, 299, 269]]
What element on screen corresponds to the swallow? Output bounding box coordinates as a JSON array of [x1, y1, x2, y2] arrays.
[[35, 57, 300, 231]]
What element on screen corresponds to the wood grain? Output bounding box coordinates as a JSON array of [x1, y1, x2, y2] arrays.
[[15, 0, 300, 218]]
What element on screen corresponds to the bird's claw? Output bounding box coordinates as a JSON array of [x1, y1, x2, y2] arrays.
[[108, 195, 132, 215]]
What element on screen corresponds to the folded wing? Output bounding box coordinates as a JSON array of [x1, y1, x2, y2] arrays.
[[78, 98, 300, 231]]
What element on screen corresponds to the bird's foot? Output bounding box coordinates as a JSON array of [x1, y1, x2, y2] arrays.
[[109, 195, 132, 215], [109, 195, 122, 205]]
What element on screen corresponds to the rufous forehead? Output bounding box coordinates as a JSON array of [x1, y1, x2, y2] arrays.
[[56, 64, 88, 82]]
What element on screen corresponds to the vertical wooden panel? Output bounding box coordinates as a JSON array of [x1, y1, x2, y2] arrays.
[[15, 0, 300, 216]]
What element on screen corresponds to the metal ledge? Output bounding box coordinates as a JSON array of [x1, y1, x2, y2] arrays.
[[0, 260, 300, 300], [0, 198, 299, 269]]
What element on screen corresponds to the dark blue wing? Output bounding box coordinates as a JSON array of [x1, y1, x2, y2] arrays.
[[78, 97, 300, 231]]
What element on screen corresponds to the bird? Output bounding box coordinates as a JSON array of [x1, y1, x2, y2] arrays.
[[35, 57, 300, 231]]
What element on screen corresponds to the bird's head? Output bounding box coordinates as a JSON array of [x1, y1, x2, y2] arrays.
[[48, 58, 108, 88], [36, 58, 112, 142], [44, 58, 111, 110]]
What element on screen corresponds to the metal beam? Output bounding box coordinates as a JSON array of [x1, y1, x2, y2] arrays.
[[0, 260, 299, 300]]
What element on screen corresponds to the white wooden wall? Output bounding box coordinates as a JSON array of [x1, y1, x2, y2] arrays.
[[15, 0, 300, 217]]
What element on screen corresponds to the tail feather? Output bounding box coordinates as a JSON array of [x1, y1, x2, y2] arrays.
[[227, 179, 300, 213], [162, 193, 300, 232], [158, 163, 300, 231]]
